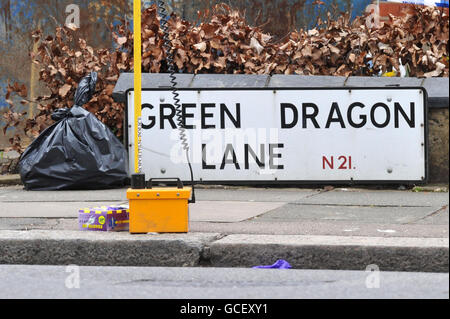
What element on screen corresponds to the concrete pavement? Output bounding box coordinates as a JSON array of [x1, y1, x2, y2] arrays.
[[0, 184, 448, 272]]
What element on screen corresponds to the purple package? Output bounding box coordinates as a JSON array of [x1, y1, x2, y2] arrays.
[[78, 205, 129, 232]]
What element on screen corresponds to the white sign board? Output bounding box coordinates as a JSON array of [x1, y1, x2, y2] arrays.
[[127, 88, 427, 184]]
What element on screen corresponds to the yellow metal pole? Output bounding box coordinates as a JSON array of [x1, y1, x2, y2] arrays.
[[133, 0, 142, 174]]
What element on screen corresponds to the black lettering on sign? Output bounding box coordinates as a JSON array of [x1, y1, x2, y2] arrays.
[[245, 144, 265, 169], [281, 103, 298, 129], [201, 104, 215, 129], [221, 144, 240, 170], [394, 102, 415, 128], [182, 104, 196, 129], [302, 103, 320, 129], [160, 104, 176, 129], [202, 144, 216, 170], [347, 102, 367, 128], [141, 103, 155, 129], [140, 96, 418, 131], [325, 102, 346, 128], [371, 103, 390, 128], [221, 103, 241, 129], [202, 143, 283, 171], [269, 144, 284, 170]]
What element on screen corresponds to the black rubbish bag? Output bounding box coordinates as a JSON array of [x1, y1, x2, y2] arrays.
[[19, 72, 129, 190]]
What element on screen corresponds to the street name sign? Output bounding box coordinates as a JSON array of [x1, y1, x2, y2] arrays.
[[127, 87, 427, 184]]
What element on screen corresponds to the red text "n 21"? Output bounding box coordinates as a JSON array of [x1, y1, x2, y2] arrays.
[[323, 156, 354, 170]]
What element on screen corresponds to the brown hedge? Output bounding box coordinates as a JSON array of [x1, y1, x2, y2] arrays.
[[3, 3, 448, 152]]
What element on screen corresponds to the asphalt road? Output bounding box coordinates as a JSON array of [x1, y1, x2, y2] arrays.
[[0, 265, 447, 299]]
